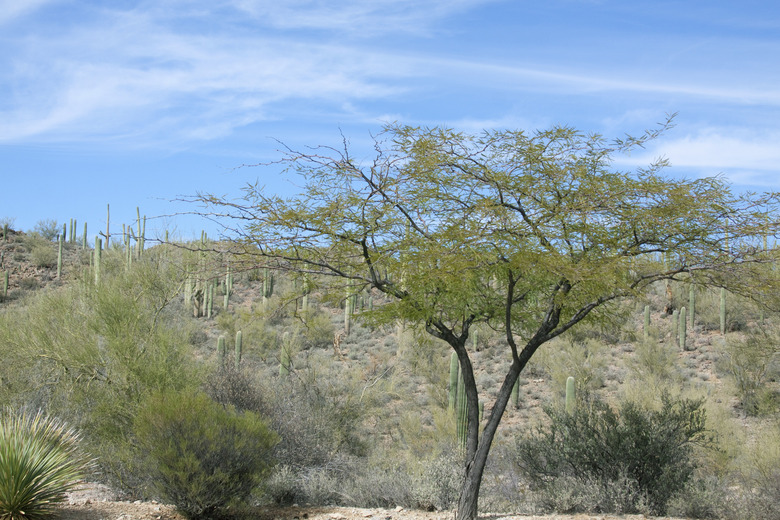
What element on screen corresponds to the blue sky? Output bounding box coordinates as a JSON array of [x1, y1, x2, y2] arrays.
[[2, 0, 779, 241]]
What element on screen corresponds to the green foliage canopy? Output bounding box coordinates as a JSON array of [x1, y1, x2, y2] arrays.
[[195, 119, 780, 520]]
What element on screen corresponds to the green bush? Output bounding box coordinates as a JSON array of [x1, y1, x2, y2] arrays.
[[516, 394, 715, 515], [0, 409, 93, 520], [717, 325, 780, 416], [32, 220, 59, 242], [134, 390, 278, 519], [0, 254, 200, 495], [30, 245, 57, 268]]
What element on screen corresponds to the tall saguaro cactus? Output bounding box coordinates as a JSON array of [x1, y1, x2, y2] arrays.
[[94, 237, 102, 284], [565, 376, 576, 414], [448, 352, 459, 413], [262, 268, 274, 311], [456, 365, 467, 451], [57, 236, 63, 279], [344, 290, 353, 335], [217, 335, 226, 367], [223, 267, 233, 311], [679, 306, 687, 350], [234, 331, 243, 369]]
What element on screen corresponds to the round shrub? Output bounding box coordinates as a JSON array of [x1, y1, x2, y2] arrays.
[[134, 390, 278, 520], [516, 394, 714, 516], [0, 408, 93, 520]]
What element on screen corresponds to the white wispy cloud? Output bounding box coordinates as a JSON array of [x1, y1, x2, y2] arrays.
[[611, 128, 780, 190], [2, 0, 780, 162], [0, 6, 418, 144], [0, 0, 53, 25], [228, 0, 493, 35]]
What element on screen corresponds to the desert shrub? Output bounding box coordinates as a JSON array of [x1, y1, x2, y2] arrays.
[[717, 325, 780, 415], [204, 364, 266, 414], [627, 339, 679, 384], [32, 220, 60, 242], [536, 336, 608, 396], [0, 252, 199, 494], [134, 390, 278, 519], [720, 422, 780, 520], [263, 451, 461, 511], [30, 244, 57, 268], [207, 360, 371, 507], [0, 409, 93, 520], [516, 394, 715, 515], [295, 307, 335, 349], [695, 287, 756, 332], [666, 475, 727, 519]]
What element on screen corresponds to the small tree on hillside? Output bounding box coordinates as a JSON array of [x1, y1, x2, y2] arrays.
[[192, 118, 779, 520]]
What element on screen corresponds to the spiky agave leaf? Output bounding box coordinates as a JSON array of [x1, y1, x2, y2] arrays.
[[0, 409, 94, 520]]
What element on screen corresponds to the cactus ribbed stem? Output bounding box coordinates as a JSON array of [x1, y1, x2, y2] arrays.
[[344, 291, 352, 335], [94, 237, 102, 284], [456, 366, 467, 451], [57, 236, 63, 279], [234, 330, 243, 370], [217, 335, 226, 367], [448, 352, 459, 413], [511, 377, 520, 408], [565, 376, 575, 414], [679, 306, 687, 351]]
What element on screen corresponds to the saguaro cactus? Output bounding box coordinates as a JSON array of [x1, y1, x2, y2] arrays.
[[217, 335, 226, 367], [511, 378, 520, 408], [223, 267, 233, 311], [448, 352, 459, 413], [565, 376, 576, 414], [679, 306, 687, 350], [234, 330, 243, 370], [57, 236, 63, 279], [344, 290, 353, 335], [456, 366, 467, 451], [94, 237, 102, 284], [2, 271, 8, 301]]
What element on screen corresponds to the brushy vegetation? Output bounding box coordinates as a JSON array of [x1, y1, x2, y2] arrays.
[[0, 225, 778, 519], [0, 409, 93, 520], [133, 390, 278, 520], [515, 394, 715, 516]]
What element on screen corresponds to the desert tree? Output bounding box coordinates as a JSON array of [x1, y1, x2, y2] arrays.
[[191, 118, 779, 520]]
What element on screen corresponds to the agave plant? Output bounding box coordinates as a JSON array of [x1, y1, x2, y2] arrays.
[[0, 409, 93, 520]]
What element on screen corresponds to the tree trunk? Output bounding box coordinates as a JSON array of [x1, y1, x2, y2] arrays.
[[454, 358, 523, 520]]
